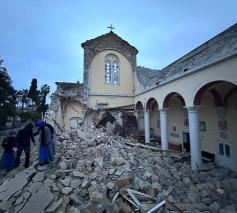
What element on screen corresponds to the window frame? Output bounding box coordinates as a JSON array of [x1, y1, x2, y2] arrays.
[[218, 142, 231, 158], [104, 54, 120, 85]]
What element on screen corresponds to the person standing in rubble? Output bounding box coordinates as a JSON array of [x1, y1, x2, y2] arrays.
[[0, 130, 17, 171], [45, 122, 56, 158], [15, 123, 35, 168], [34, 121, 54, 165]]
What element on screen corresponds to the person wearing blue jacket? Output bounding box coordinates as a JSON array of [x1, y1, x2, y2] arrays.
[[0, 131, 17, 171], [35, 121, 55, 165]]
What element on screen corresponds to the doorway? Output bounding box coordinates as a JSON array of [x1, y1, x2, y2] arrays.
[[183, 132, 190, 152], [217, 140, 231, 169]]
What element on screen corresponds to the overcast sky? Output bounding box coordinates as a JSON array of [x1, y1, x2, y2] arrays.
[[0, 0, 237, 93]]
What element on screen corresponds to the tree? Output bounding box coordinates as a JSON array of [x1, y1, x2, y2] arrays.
[[17, 89, 30, 110], [28, 78, 38, 105], [0, 59, 17, 127], [37, 84, 50, 117]]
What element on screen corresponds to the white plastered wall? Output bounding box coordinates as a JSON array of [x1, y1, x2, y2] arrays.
[[134, 56, 237, 108], [224, 92, 237, 171], [134, 56, 237, 170]]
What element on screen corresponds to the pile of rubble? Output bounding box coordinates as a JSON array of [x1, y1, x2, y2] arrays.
[[0, 124, 237, 213]]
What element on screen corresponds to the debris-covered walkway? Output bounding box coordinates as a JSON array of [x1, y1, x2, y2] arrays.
[[0, 124, 237, 212]]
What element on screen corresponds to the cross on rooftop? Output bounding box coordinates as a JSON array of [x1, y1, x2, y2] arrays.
[[108, 24, 115, 32]]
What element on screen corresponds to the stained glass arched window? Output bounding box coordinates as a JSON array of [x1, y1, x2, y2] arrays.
[[105, 54, 119, 85]]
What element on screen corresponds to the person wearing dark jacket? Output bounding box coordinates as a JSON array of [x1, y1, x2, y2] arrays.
[[15, 123, 35, 168], [0, 131, 16, 171]]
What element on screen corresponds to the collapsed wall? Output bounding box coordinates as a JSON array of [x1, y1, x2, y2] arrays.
[[0, 124, 237, 212]]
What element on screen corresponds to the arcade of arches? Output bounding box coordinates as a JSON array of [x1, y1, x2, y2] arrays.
[[135, 81, 237, 171]]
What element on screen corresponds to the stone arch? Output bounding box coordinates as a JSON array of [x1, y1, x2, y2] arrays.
[[163, 92, 186, 108], [135, 101, 144, 110], [69, 117, 82, 129], [192, 80, 237, 170], [146, 97, 159, 110], [224, 87, 237, 106], [193, 80, 237, 106]]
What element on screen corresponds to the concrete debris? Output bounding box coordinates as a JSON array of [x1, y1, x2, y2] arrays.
[[19, 186, 53, 213], [111, 156, 125, 166], [0, 200, 12, 211], [0, 123, 236, 212], [62, 187, 73, 195], [45, 198, 63, 213]]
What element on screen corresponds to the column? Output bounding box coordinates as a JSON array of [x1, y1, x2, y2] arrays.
[[144, 110, 150, 144], [134, 110, 139, 130], [160, 108, 168, 150], [187, 107, 202, 170], [134, 110, 139, 123]]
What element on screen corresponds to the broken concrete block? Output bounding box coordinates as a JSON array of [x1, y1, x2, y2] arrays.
[[108, 168, 116, 175], [33, 172, 45, 182], [183, 177, 191, 185], [209, 201, 220, 213], [59, 161, 67, 170], [71, 179, 81, 189], [142, 170, 152, 180], [152, 182, 162, 194], [50, 174, 56, 180], [19, 186, 53, 213], [107, 182, 114, 190], [61, 178, 71, 187], [81, 179, 89, 188], [89, 172, 98, 180], [94, 158, 103, 168], [90, 191, 104, 203], [0, 169, 34, 201], [116, 174, 132, 189], [15, 196, 24, 205], [62, 187, 73, 195], [0, 200, 12, 211], [111, 156, 125, 166], [45, 198, 63, 213], [115, 198, 132, 213], [70, 193, 82, 205], [73, 171, 85, 178]]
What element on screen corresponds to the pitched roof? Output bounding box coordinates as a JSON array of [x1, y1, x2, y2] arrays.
[[137, 23, 237, 91], [136, 66, 163, 90], [81, 31, 138, 54]]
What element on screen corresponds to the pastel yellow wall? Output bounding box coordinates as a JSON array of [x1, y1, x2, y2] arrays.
[[90, 50, 134, 92], [88, 95, 133, 108], [88, 50, 134, 108], [55, 100, 64, 129], [63, 101, 85, 130]]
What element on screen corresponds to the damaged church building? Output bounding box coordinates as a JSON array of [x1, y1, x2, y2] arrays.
[[49, 23, 237, 171]]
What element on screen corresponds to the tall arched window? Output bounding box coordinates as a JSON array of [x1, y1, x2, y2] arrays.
[[105, 54, 119, 85]]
